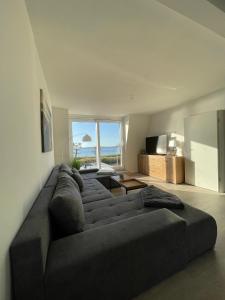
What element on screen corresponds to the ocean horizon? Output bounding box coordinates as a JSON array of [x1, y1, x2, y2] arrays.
[[74, 146, 120, 158]]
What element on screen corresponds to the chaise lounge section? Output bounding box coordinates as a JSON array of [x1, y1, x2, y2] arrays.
[[10, 165, 217, 300]]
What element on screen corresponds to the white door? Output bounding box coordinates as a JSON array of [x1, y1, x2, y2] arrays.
[[184, 111, 218, 191]]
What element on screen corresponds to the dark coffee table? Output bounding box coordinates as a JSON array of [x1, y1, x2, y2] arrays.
[[111, 175, 147, 194]]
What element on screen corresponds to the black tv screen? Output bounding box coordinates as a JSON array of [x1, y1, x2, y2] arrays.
[[146, 135, 167, 155]]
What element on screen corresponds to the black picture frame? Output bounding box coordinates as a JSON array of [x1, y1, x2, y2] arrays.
[[40, 89, 53, 152]]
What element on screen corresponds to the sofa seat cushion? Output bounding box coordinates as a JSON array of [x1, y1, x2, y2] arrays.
[[83, 192, 217, 261], [81, 179, 113, 204], [83, 194, 147, 230], [80, 173, 119, 190]]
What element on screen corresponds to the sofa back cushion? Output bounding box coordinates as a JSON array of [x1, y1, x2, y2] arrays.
[[49, 172, 85, 238]]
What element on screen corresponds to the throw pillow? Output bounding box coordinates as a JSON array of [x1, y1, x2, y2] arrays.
[[58, 171, 80, 191], [71, 171, 84, 192], [72, 167, 79, 174], [60, 163, 73, 176]]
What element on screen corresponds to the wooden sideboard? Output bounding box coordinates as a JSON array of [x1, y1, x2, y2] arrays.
[[138, 154, 185, 184]]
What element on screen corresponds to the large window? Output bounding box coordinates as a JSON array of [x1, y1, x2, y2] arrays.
[[72, 121, 97, 167], [71, 119, 123, 169]]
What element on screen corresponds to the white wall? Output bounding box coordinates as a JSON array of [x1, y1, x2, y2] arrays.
[[0, 1, 54, 299], [124, 114, 149, 172], [148, 88, 225, 155], [53, 107, 70, 165], [184, 111, 219, 191]]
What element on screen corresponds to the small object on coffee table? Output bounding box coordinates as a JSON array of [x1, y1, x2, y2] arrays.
[[111, 176, 147, 194]]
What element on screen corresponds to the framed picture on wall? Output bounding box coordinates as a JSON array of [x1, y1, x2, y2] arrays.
[[40, 89, 52, 152]]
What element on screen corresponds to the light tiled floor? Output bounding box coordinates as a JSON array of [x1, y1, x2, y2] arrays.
[[112, 174, 225, 300]]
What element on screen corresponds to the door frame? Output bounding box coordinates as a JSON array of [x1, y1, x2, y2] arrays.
[[217, 110, 225, 193]]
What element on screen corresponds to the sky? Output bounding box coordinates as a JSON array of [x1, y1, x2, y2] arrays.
[[72, 121, 121, 147]]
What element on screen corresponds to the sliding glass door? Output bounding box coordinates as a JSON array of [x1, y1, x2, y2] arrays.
[[99, 121, 122, 168], [71, 119, 123, 169]]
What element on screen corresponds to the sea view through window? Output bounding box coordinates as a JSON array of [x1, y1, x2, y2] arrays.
[[72, 119, 123, 169]]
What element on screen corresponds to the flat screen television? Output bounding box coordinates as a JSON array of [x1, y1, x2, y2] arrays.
[[146, 135, 167, 155]]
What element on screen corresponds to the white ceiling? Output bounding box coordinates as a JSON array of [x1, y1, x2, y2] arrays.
[[25, 0, 225, 116]]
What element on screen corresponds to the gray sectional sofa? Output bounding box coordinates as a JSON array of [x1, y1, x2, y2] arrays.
[[10, 165, 217, 300]]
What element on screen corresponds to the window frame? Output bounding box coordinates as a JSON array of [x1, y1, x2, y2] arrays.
[[69, 116, 124, 170]]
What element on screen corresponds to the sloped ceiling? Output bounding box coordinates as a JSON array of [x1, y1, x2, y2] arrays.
[[208, 0, 225, 12], [25, 0, 225, 116]]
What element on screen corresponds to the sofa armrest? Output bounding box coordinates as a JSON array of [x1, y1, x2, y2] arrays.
[[45, 209, 188, 300], [79, 168, 99, 174]]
